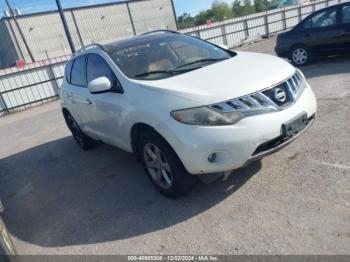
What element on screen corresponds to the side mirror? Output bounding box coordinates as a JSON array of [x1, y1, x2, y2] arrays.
[[88, 77, 112, 94]]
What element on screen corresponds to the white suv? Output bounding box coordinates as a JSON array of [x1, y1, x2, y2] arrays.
[[61, 30, 317, 197]]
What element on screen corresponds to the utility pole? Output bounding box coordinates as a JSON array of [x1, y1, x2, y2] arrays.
[[170, 0, 179, 30], [55, 0, 76, 53], [4, 0, 35, 62]]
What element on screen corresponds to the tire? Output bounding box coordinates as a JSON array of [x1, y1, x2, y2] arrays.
[[139, 131, 197, 198], [0, 217, 16, 259], [289, 45, 312, 66], [64, 112, 94, 151]]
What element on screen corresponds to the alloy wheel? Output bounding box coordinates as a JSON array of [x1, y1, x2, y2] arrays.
[[143, 143, 173, 189], [292, 48, 308, 65]]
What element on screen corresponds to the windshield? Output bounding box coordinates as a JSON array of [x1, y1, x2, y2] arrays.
[[105, 34, 235, 80]]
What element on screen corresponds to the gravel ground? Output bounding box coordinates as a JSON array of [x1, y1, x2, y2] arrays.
[[0, 37, 349, 255]]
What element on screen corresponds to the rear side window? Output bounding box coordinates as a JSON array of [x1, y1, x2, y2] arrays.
[[65, 60, 73, 83], [304, 8, 337, 29], [342, 5, 350, 24], [71, 56, 87, 87]]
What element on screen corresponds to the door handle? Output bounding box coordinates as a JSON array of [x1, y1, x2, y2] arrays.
[[304, 34, 311, 37], [84, 99, 92, 105], [64, 92, 71, 98], [340, 29, 350, 36]]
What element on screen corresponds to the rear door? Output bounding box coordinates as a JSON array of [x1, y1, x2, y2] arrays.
[[301, 6, 342, 54], [339, 3, 350, 51]]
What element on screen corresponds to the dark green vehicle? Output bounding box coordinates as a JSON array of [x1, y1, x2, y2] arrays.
[[0, 200, 16, 262]]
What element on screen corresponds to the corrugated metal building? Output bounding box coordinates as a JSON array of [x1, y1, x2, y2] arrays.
[[0, 0, 177, 68]]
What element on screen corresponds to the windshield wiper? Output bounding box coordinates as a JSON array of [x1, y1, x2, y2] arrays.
[[134, 68, 198, 78], [134, 70, 176, 78], [174, 57, 229, 69]]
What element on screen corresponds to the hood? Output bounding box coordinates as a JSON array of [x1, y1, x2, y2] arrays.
[[136, 51, 296, 106]]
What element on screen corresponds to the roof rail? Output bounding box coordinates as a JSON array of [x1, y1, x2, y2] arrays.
[[140, 29, 180, 36], [73, 43, 105, 56]]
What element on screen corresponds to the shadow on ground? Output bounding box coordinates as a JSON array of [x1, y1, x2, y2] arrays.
[[0, 137, 261, 247], [296, 55, 350, 79]]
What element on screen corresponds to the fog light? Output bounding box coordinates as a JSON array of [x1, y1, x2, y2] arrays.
[[208, 153, 217, 163]]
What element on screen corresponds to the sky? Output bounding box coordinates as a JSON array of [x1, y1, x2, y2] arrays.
[[174, 0, 234, 16], [0, 0, 235, 17]]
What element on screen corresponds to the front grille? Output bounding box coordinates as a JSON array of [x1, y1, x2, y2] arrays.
[[209, 71, 305, 114], [262, 82, 292, 107]]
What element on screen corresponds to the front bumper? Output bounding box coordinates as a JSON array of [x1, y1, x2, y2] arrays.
[[245, 114, 315, 166], [275, 46, 289, 58], [158, 85, 317, 175]]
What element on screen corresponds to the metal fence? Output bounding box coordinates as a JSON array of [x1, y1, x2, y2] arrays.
[[0, 56, 68, 114], [0, 0, 348, 116], [180, 0, 349, 46]]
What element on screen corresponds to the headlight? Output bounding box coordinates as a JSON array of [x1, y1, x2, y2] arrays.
[[296, 69, 306, 86], [171, 106, 243, 126]]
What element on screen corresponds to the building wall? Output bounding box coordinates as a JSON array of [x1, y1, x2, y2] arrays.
[[72, 4, 134, 46], [0, 0, 177, 68], [0, 19, 19, 68], [129, 0, 177, 33]]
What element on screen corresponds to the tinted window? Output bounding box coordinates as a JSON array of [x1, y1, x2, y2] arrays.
[[87, 54, 117, 84], [71, 56, 87, 87], [342, 5, 350, 24], [170, 40, 212, 62], [304, 8, 337, 29], [65, 60, 73, 83], [105, 34, 234, 80]]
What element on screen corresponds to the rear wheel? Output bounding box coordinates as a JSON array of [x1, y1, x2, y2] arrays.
[[64, 112, 94, 150], [290, 45, 312, 66], [140, 131, 196, 198]]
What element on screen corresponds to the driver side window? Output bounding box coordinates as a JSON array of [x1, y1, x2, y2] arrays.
[[342, 5, 350, 24], [87, 54, 122, 93], [304, 8, 337, 29]]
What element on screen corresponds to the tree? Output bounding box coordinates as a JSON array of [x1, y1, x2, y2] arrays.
[[182, 0, 269, 28], [241, 0, 256, 15], [254, 0, 270, 12], [177, 13, 195, 29], [195, 10, 211, 25], [211, 0, 234, 21], [232, 0, 244, 17], [232, 0, 256, 17]]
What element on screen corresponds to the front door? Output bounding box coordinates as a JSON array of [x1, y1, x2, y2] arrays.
[[85, 54, 127, 149], [301, 6, 341, 54], [338, 4, 350, 51]]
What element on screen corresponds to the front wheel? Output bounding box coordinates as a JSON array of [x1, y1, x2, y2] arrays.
[[290, 46, 312, 66], [140, 131, 197, 198]]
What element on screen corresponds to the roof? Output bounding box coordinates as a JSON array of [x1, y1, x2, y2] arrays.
[[103, 30, 180, 51]]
